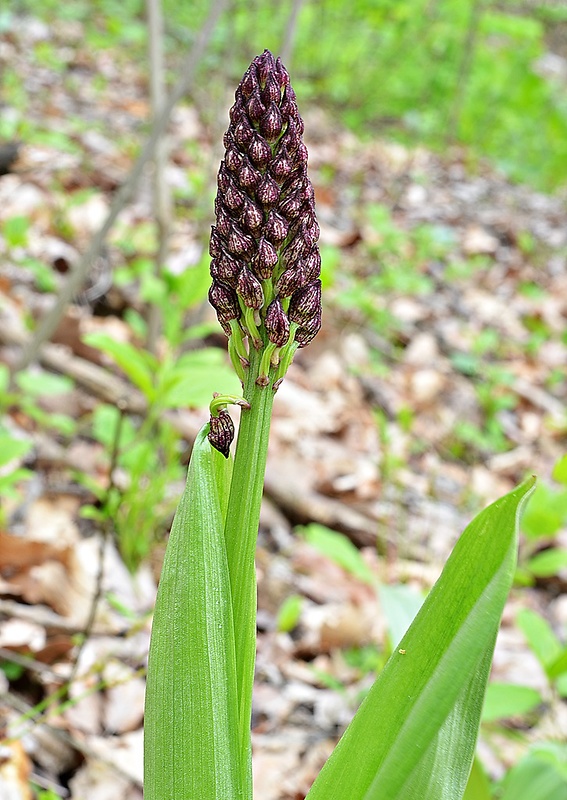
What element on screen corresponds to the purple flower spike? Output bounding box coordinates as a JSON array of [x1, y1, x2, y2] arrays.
[[209, 50, 322, 385]]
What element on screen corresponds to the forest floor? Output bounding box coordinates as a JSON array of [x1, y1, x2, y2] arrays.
[[1, 15, 567, 800]]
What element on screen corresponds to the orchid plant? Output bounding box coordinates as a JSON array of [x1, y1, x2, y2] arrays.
[[143, 51, 534, 800]]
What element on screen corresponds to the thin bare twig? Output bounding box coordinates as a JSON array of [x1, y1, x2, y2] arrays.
[[146, 0, 171, 353], [280, 0, 305, 67], [67, 402, 126, 687], [15, 0, 227, 373]]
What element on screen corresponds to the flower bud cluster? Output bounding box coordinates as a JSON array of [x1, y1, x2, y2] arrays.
[[209, 50, 322, 388]]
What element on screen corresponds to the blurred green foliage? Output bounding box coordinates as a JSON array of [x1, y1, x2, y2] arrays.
[[8, 0, 567, 191]]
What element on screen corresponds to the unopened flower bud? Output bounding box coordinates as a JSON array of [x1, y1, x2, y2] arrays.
[[208, 409, 234, 458], [241, 198, 264, 232], [264, 211, 289, 245], [260, 102, 283, 141], [265, 298, 290, 346], [210, 252, 243, 286], [295, 312, 322, 348], [253, 237, 279, 280], [249, 135, 272, 168], [256, 174, 280, 207], [256, 50, 276, 85], [228, 227, 255, 257], [238, 159, 262, 190], [208, 281, 240, 324], [288, 280, 321, 325], [237, 267, 264, 309]]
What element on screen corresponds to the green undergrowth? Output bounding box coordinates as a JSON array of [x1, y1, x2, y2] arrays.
[[5, 0, 567, 191]]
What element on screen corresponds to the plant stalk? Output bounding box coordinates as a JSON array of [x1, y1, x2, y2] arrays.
[[223, 338, 275, 792]]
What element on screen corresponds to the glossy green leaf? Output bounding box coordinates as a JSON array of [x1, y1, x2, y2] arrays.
[[144, 425, 241, 799], [306, 478, 535, 800], [482, 682, 542, 722]]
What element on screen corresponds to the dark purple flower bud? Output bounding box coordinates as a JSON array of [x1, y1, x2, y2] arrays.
[[279, 190, 303, 220], [224, 180, 245, 212], [253, 237, 279, 280], [260, 101, 283, 141], [256, 174, 280, 207], [240, 198, 264, 232], [304, 248, 321, 281], [265, 298, 290, 346], [247, 94, 266, 124], [237, 267, 264, 309], [282, 234, 309, 269], [276, 58, 290, 88], [209, 226, 223, 258], [296, 142, 309, 165], [249, 135, 272, 168], [288, 279, 322, 325], [241, 67, 259, 98], [234, 118, 254, 148], [275, 265, 306, 297], [229, 98, 244, 124], [208, 281, 239, 323], [261, 72, 282, 104], [225, 146, 243, 172], [255, 50, 277, 85], [238, 158, 262, 191], [228, 227, 255, 257], [211, 253, 243, 286], [281, 117, 301, 152], [303, 218, 320, 248], [217, 163, 231, 192], [215, 206, 233, 237], [295, 313, 322, 348], [264, 211, 289, 244], [208, 409, 234, 458], [271, 152, 293, 182]]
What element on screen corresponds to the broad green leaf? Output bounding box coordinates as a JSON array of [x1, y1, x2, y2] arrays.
[[144, 425, 241, 799], [277, 594, 303, 633], [482, 682, 542, 721], [0, 435, 32, 468], [517, 608, 562, 670], [521, 483, 567, 538], [498, 744, 567, 800], [16, 370, 73, 396], [552, 455, 567, 487], [83, 332, 156, 401], [527, 547, 567, 577], [299, 523, 375, 585], [158, 349, 240, 409], [378, 583, 424, 648], [547, 647, 567, 680], [306, 478, 535, 800]]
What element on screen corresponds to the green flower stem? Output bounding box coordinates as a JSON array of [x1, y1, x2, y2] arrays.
[[223, 338, 275, 795]]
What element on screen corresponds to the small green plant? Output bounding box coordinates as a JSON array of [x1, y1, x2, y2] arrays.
[[143, 51, 536, 800]]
